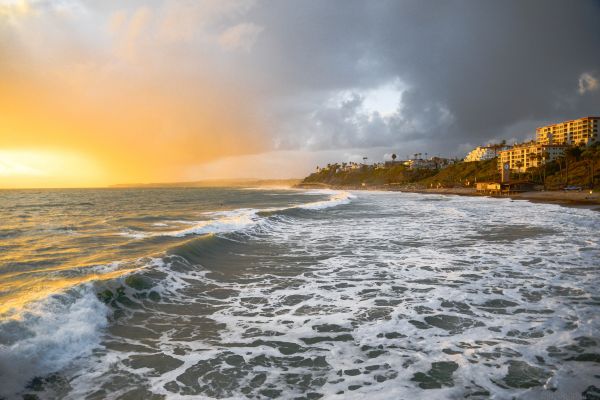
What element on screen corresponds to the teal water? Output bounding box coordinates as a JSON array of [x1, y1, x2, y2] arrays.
[[0, 188, 599, 399]]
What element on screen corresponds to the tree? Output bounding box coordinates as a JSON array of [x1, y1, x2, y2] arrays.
[[556, 155, 565, 183], [566, 146, 583, 162], [541, 151, 549, 189], [529, 154, 542, 183], [515, 160, 523, 180], [582, 146, 598, 189], [392, 153, 397, 161], [563, 147, 583, 186]]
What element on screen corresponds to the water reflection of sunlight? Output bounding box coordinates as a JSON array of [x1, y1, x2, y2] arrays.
[[0, 268, 138, 318]]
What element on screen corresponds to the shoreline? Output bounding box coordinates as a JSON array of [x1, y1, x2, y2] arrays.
[[295, 183, 600, 209]]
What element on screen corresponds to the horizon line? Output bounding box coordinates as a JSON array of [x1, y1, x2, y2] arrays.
[[0, 177, 303, 190]]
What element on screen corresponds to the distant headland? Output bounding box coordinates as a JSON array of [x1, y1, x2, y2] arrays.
[[110, 178, 301, 189]]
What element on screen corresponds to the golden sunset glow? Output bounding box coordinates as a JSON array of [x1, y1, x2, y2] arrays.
[[0, 267, 139, 317], [0, 149, 108, 188], [0, 0, 269, 188]]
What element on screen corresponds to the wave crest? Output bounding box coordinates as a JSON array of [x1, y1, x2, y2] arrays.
[[157, 190, 354, 238], [0, 285, 108, 398], [295, 190, 354, 210]]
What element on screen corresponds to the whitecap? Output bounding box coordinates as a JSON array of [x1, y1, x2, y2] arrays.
[[0, 285, 109, 399], [155, 190, 355, 238], [158, 208, 260, 238], [294, 190, 355, 210]]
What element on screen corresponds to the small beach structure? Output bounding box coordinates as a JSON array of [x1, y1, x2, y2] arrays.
[[476, 180, 535, 195]]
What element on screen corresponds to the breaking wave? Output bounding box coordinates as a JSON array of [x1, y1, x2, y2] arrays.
[[0, 285, 109, 398], [0, 189, 355, 398], [156, 190, 354, 238]]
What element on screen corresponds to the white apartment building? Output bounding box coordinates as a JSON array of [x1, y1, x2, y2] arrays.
[[464, 146, 496, 162]]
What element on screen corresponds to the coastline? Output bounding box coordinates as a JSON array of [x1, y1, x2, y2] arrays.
[[295, 183, 600, 209]]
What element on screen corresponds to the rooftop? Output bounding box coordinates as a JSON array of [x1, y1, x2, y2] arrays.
[[536, 116, 600, 129]]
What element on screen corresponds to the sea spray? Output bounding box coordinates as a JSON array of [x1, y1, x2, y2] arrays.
[[0, 285, 108, 398]]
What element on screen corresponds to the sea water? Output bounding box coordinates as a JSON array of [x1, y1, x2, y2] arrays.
[[0, 188, 599, 399]]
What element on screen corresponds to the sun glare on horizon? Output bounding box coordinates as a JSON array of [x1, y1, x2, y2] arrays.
[[0, 149, 108, 188]]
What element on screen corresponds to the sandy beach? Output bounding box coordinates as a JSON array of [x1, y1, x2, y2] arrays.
[[413, 187, 600, 206], [296, 183, 600, 208]]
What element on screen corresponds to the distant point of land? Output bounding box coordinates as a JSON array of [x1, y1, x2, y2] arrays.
[[110, 178, 302, 189]]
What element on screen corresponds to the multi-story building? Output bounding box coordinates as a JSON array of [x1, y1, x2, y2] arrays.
[[464, 146, 496, 162], [498, 141, 568, 173], [536, 116, 599, 146]]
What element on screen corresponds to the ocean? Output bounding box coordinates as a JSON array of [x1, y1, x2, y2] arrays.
[[0, 188, 599, 399]]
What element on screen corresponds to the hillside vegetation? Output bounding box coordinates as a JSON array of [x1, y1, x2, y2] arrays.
[[300, 144, 600, 190], [543, 144, 600, 189], [301, 160, 497, 188], [302, 164, 437, 187], [417, 159, 499, 187]]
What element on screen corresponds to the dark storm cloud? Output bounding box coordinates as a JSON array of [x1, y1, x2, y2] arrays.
[[243, 0, 600, 156]]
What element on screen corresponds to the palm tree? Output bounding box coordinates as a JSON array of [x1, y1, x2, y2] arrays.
[[556, 154, 565, 183], [515, 160, 523, 180], [529, 154, 541, 183], [582, 146, 597, 189], [564, 147, 582, 186]]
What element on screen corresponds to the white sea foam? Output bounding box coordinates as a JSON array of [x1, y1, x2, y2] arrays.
[[156, 190, 354, 237], [23, 190, 600, 399], [0, 285, 109, 398], [294, 190, 355, 210], [143, 192, 599, 398], [118, 229, 149, 239], [158, 208, 261, 238]]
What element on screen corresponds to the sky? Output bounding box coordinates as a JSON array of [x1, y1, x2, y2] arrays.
[[1, 0, 599, 188]]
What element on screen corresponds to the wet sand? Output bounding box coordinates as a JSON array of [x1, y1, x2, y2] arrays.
[[296, 183, 600, 208], [414, 187, 600, 207]]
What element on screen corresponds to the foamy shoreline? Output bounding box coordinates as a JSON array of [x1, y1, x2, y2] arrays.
[[295, 183, 600, 208]]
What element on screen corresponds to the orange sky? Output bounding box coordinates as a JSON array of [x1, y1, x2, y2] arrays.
[[0, 0, 272, 188]]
